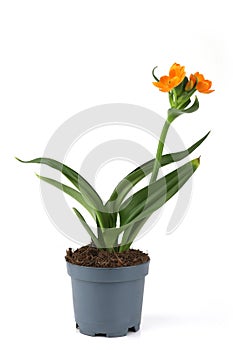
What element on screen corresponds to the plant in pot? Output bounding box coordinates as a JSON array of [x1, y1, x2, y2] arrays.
[[16, 63, 214, 337]]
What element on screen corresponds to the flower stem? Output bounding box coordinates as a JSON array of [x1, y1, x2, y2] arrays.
[[173, 89, 178, 107], [177, 89, 196, 109], [150, 112, 171, 184]]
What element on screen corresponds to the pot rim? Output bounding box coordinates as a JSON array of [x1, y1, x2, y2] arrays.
[[66, 260, 150, 283], [66, 260, 150, 271]]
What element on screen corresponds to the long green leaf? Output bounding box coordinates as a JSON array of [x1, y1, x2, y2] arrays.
[[120, 157, 200, 251], [105, 132, 209, 213], [102, 226, 125, 249], [72, 207, 102, 249], [35, 173, 97, 219], [16, 157, 109, 229], [119, 219, 146, 252], [119, 158, 200, 227], [16, 157, 103, 209]]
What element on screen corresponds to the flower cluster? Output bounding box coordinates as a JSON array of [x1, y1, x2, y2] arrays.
[[152, 63, 214, 111]]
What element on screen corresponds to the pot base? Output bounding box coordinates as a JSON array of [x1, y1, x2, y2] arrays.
[[76, 323, 140, 337]]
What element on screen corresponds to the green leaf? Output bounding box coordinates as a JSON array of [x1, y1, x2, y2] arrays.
[[152, 66, 159, 82], [102, 226, 125, 249], [119, 158, 200, 227], [174, 77, 188, 97], [16, 157, 109, 229], [35, 173, 96, 218], [161, 130, 209, 165], [73, 207, 102, 249], [105, 131, 209, 213], [16, 157, 103, 208], [183, 96, 199, 113], [119, 219, 146, 252], [168, 96, 199, 121]]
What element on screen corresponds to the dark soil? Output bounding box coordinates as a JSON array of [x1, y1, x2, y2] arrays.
[[65, 245, 150, 268]]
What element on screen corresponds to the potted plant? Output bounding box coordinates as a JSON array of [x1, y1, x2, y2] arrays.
[[16, 63, 214, 337]]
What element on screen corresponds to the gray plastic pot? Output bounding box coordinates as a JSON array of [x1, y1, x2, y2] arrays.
[[67, 261, 149, 337]]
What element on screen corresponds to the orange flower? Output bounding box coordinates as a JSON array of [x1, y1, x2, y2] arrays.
[[153, 63, 186, 92], [185, 72, 214, 94]]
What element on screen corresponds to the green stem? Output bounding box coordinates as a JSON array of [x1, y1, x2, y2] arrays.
[[169, 92, 173, 107], [173, 89, 178, 107], [150, 113, 171, 184], [176, 89, 196, 109]]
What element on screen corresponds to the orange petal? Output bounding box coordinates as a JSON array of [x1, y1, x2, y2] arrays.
[[185, 80, 194, 91], [196, 80, 212, 93], [200, 89, 215, 94], [160, 75, 170, 84], [170, 63, 185, 75], [153, 76, 171, 92], [169, 76, 180, 87], [185, 74, 197, 91], [194, 72, 205, 83], [169, 63, 185, 77]]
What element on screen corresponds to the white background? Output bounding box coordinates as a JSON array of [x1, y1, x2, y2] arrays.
[[0, 0, 232, 349]]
